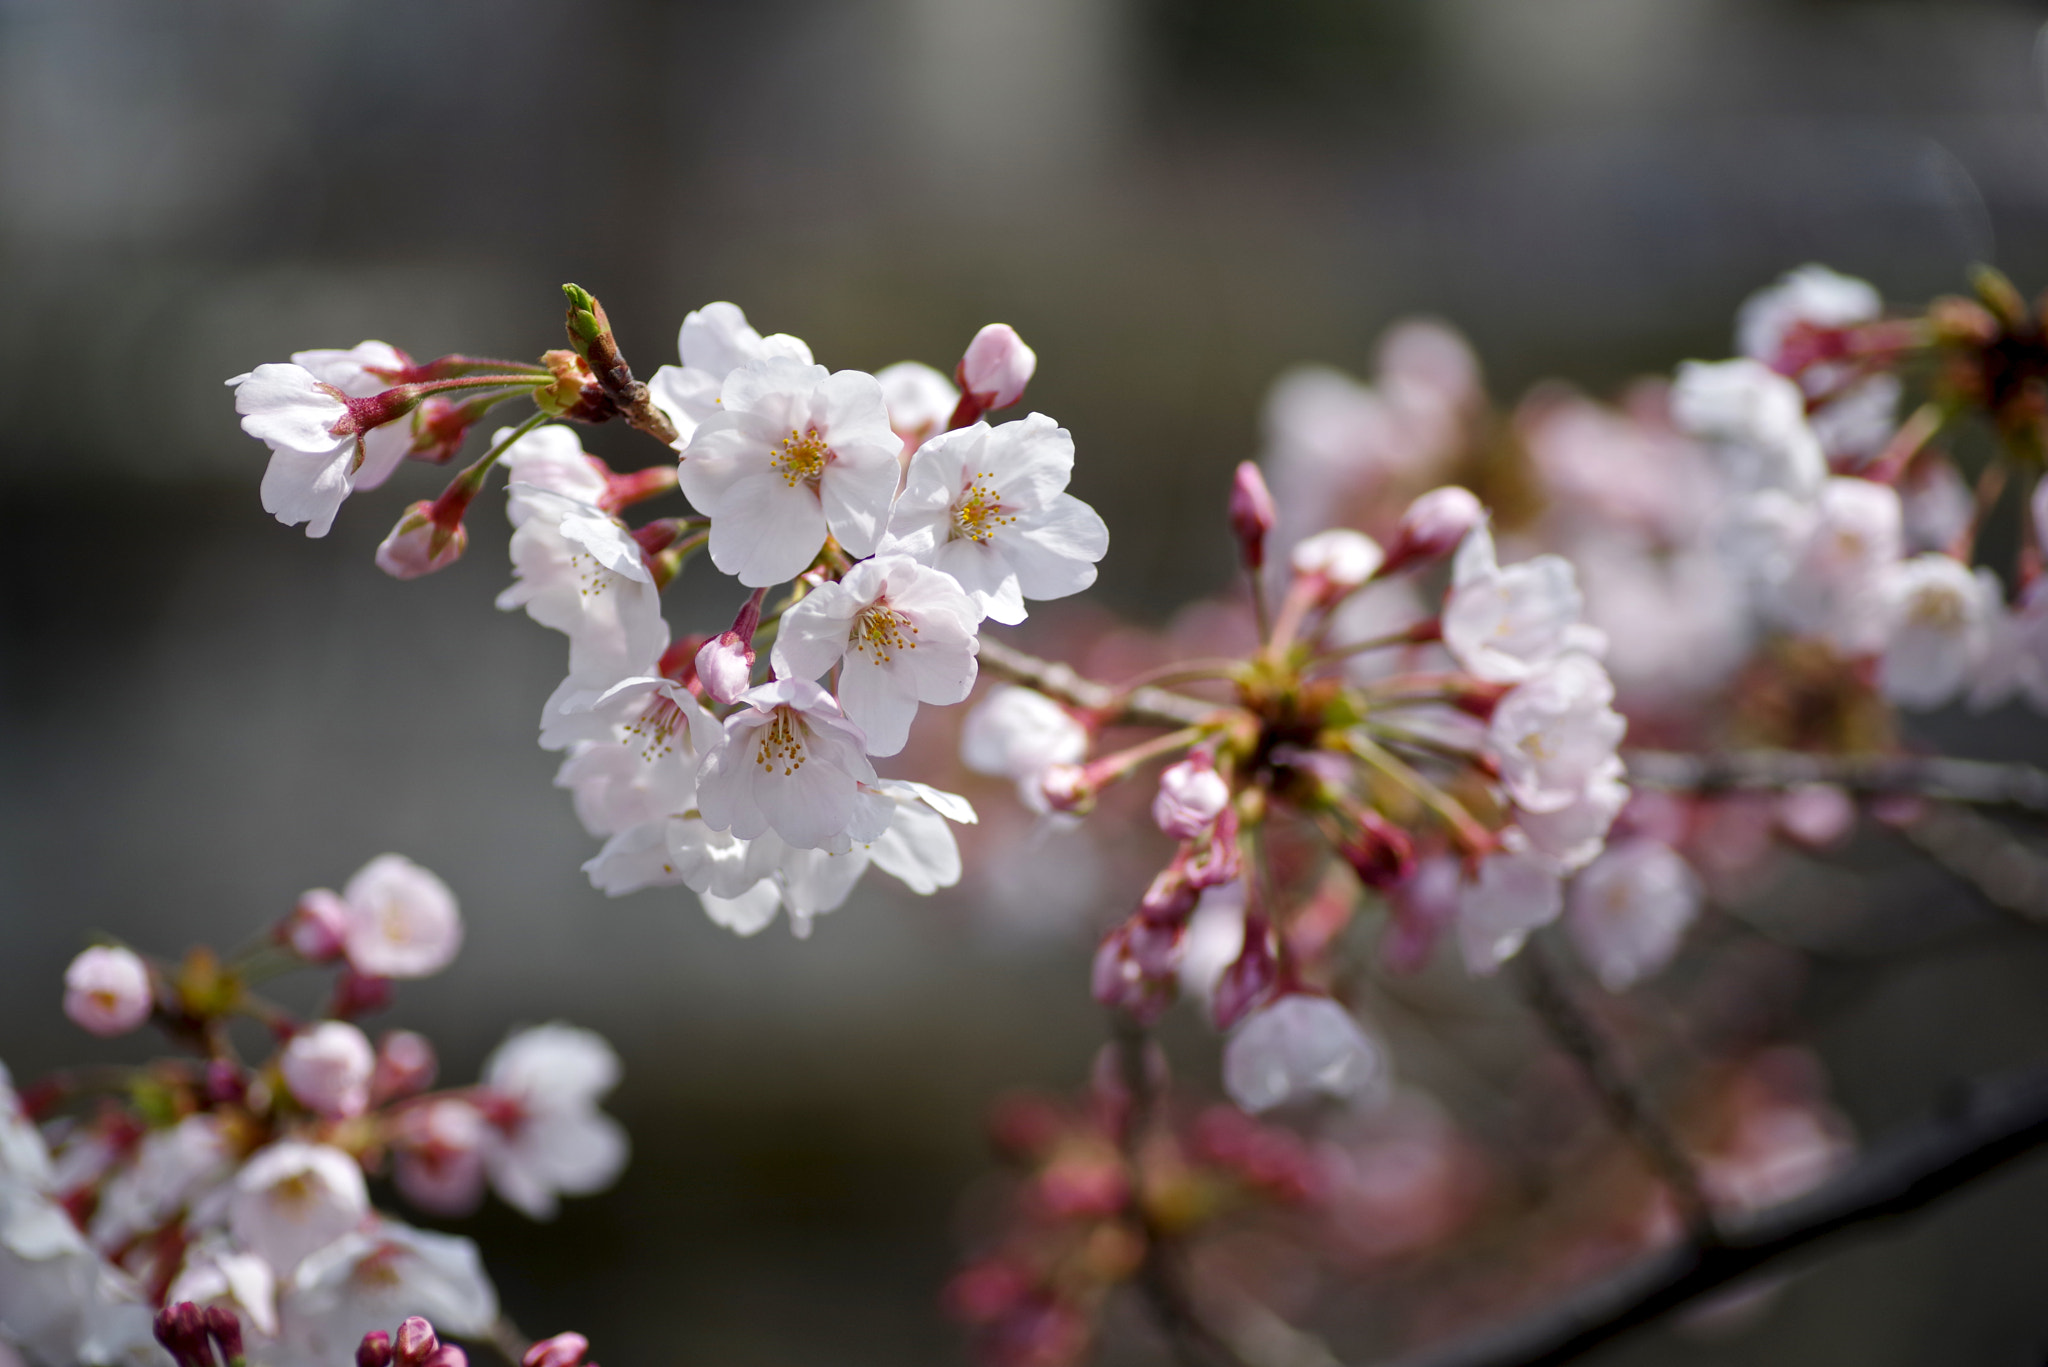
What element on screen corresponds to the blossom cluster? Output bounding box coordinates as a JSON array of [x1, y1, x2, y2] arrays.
[[2, 857, 624, 1367]]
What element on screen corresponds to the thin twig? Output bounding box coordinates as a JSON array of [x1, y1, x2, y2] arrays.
[[978, 637, 1231, 729], [1625, 748, 2048, 817], [1383, 1060, 2048, 1367]]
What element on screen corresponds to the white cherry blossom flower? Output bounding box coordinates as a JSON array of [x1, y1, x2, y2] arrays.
[[281, 1022, 376, 1119], [478, 1025, 628, 1221], [1670, 359, 1826, 498], [88, 1114, 232, 1251], [1736, 264, 1881, 372], [229, 1142, 369, 1278], [677, 357, 901, 586], [168, 1239, 278, 1339], [885, 414, 1109, 625], [1772, 476, 1903, 655], [697, 679, 879, 850], [960, 685, 1090, 812], [392, 1098, 489, 1219], [1566, 839, 1702, 992], [1457, 851, 1564, 975], [771, 555, 982, 756], [278, 1219, 497, 1367], [0, 1178, 156, 1367], [228, 364, 362, 538], [1290, 529, 1384, 593], [1489, 654, 1627, 814], [647, 301, 814, 448], [1153, 757, 1230, 840], [62, 948, 152, 1038], [339, 855, 463, 980], [1442, 523, 1599, 684], [546, 675, 721, 834], [496, 423, 608, 503], [498, 483, 667, 683], [1222, 995, 1387, 1114], [1880, 554, 1998, 708], [1505, 762, 1629, 873], [290, 341, 413, 489], [877, 361, 959, 454]]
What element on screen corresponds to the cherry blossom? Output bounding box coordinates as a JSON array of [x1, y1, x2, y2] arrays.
[[877, 361, 959, 455], [1880, 553, 1998, 707], [478, 1025, 628, 1222], [392, 1099, 489, 1218], [496, 424, 608, 504], [771, 555, 982, 756], [290, 341, 414, 490], [1290, 528, 1384, 596], [280, 1022, 376, 1119], [546, 675, 720, 835], [886, 414, 1109, 625], [677, 357, 901, 586], [167, 1240, 278, 1339], [960, 685, 1091, 813], [1152, 756, 1231, 841], [1770, 476, 1904, 654], [499, 483, 666, 686], [229, 1142, 370, 1278], [646, 301, 814, 448], [227, 364, 363, 538], [1506, 763, 1629, 872], [375, 502, 467, 581], [957, 324, 1037, 413], [1222, 995, 1387, 1114], [1488, 654, 1627, 815], [88, 1114, 232, 1251], [0, 1177, 156, 1367], [697, 679, 880, 850], [339, 855, 463, 980], [62, 947, 152, 1038], [279, 1220, 497, 1367], [1565, 839, 1702, 992], [1457, 851, 1564, 975], [1736, 264, 1881, 373], [1442, 523, 1600, 683], [1670, 359, 1826, 498]]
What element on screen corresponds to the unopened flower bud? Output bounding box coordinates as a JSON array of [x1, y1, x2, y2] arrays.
[[956, 324, 1036, 411], [1038, 762, 1094, 814], [154, 1303, 211, 1367], [1338, 810, 1415, 890], [281, 1020, 376, 1118], [282, 889, 350, 962], [394, 1317, 439, 1367], [357, 1331, 395, 1367], [1091, 924, 1175, 1023], [64, 946, 153, 1037], [1290, 529, 1385, 602], [523, 1334, 592, 1367], [695, 634, 755, 706], [1386, 486, 1484, 571], [372, 1029, 438, 1104], [375, 500, 468, 580], [1228, 462, 1277, 571], [1212, 917, 1278, 1031], [203, 1305, 245, 1366], [1138, 866, 1198, 925], [205, 1058, 248, 1106], [1152, 756, 1230, 840], [330, 967, 395, 1020]]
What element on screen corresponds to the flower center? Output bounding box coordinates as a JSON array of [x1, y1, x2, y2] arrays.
[[1908, 585, 1966, 630], [622, 695, 688, 763], [755, 707, 808, 776], [772, 427, 830, 487], [852, 603, 919, 665], [952, 470, 1015, 543]]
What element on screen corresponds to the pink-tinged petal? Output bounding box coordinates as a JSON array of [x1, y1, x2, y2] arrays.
[[705, 472, 830, 586], [836, 655, 919, 756]]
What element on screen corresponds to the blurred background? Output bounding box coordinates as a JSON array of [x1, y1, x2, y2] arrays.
[[8, 1, 2048, 1363]]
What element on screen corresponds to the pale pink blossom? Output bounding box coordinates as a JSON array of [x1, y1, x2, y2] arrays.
[[695, 635, 755, 706], [1389, 486, 1484, 568], [1290, 529, 1384, 594], [1670, 359, 1826, 498], [495, 424, 608, 503], [960, 685, 1090, 812], [88, 1114, 232, 1250], [1565, 840, 1701, 991], [1736, 264, 1881, 374], [1506, 763, 1628, 872], [647, 301, 814, 448], [697, 679, 879, 850], [284, 890, 351, 962], [545, 675, 719, 835], [1776, 783, 1857, 849], [281, 1022, 376, 1119], [498, 483, 667, 684], [227, 364, 361, 538], [957, 324, 1036, 411], [340, 855, 462, 980], [771, 555, 982, 756], [1772, 476, 1903, 655], [885, 414, 1108, 625], [62, 947, 152, 1038], [678, 357, 901, 585], [168, 1240, 278, 1339], [1222, 995, 1387, 1114], [1457, 851, 1563, 975], [393, 1099, 489, 1218], [877, 361, 960, 454], [1152, 757, 1231, 841], [1489, 654, 1627, 814], [1880, 554, 1997, 707], [279, 1220, 497, 1367], [1442, 523, 1599, 684], [290, 341, 413, 489], [478, 1026, 628, 1221], [229, 1142, 369, 1277], [374, 501, 466, 581], [0, 1176, 157, 1367]]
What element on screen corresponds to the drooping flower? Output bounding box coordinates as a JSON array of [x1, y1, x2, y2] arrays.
[[498, 483, 667, 684], [1442, 523, 1601, 684], [677, 358, 901, 586], [227, 364, 364, 538], [1222, 995, 1387, 1114], [770, 555, 982, 756], [280, 1022, 376, 1119], [1879, 553, 1998, 708], [646, 302, 814, 448], [289, 341, 414, 490], [959, 685, 1090, 812], [885, 414, 1109, 625], [477, 1025, 628, 1222], [229, 1142, 370, 1278], [62, 947, 152, 1038], [1565, 839, 1702, 992], [696, 679, 879, 850], [338, 856, 463, 981]]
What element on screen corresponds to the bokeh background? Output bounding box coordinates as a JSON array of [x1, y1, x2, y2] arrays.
[[8, 1, 2048, 1363]]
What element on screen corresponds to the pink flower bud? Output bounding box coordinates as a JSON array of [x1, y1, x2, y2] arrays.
[[154, 1302, 210, 1367], [375, 501, 468, 580], [956, 324, 1036, 411], [1228, 462, 1277, 571], [203, 1305, 244, 1366], [1138, 866, 1197, 925], [331, 967, 395, 1019], [1152, 757, 1230, 841], [64, 946, 153, 1037], [1037, 762, 1093, 813], [1338, 810, 1415, 890], [1091, 924, 1175, 1024], [422, 1347, 468, 1367], [1386, 486, 1484, 571], [1290, 529, 1385, 601], [372, 1029, 438, 1105], [1212, 918, 1278, 1031], [281, 1020, 376, 1118], [695, 634, 755, 705], [283, 888, 351, 962], [358, 1330, 395, 1367], [523, 1334, 592, 1367], [394, 1317, 439, 1367]]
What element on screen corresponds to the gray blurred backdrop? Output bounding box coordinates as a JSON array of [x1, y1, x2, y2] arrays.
[[8, 2, 2048, 1364]]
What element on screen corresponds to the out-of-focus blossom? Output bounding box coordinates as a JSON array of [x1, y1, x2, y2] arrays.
[[1228, 462, 1277, 570], [340, 856, 463, 980], [229, 1142, 370, 1278], [1880, 554, 1998, 707], [167, 1241, 278, 1339], [281, 1022, 377, 1119], [279, 1221, 497, 1367], [1290, 529, 1384, 597], [1489, 655, 1626, 815], [1671, 359, 1826, 498], [1223, 995, 1387, 1114], [89, 1115, 232, 1251], [1736, 264, 1881, 374], [877, 361, 959, 455], [646, 301, 813, 448], [62, 947, 152, 1038], [1776, 784, 1857, 849], [478, 1025, 628, 1221], [1443, 524, 1600, 684], [960, 685, 1090, 812], [1152, 755, 1231, 841], [1769, 477, 1903, 655], [1565, 840, 1702, 992], [678, 357, 901, 586], [1457, 851, 1564, 975], [393, 1099, 489, 1218]]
